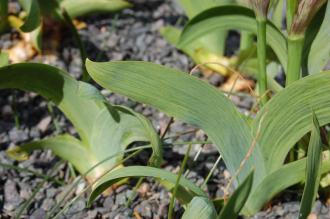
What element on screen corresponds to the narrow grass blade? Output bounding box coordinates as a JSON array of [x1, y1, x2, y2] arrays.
[[181, 197, 217, 219], [218, 170, 254, 219], [19, 0, 41, 32], [14, 161, 63, 219], [168, 143, 192, 219], [299, 114, 323, 219], [88, 166, 207, 206], [0, 162, 64, 185]]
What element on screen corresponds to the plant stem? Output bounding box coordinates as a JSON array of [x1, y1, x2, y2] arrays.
[[125, 177, 144, 207], [256, 18, 268, 105], [240, 31, 254, 50], [286, 35, 304, 86], [168, 144, 192, 219], [201, 155, 222, 190]]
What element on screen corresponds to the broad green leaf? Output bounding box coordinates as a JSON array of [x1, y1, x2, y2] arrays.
[[160, 25, 231, 75], [308, 1, 330, 73], [7, 135, 92, 175], [253, 71, 330, 172], [161, 0, 236, 76], [0, 63, 162, 180], [60, 0, 132, 18], [88, 166, 207, 205], [0, 63, 103, 143], [181, 197, 217, 219], [77, 81, 106, 101], [218, 170, 254, 219], [269, 0, 284, 30], [245, 151, 330, 215], [19, 0, 41, 32], [177, 0, 235, 67], [86, 60, 266, 185], [178, 0, 235, 18], [299, 114, 323, 219], [0, 51, 8, 67], [178, 5, 288, 72]]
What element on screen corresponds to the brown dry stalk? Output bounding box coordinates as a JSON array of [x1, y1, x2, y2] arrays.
[[248, 0, 270, 18], [290, 0, 326, 35]]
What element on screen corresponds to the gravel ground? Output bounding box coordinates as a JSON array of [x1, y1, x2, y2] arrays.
[[0, 0, 329, 218]]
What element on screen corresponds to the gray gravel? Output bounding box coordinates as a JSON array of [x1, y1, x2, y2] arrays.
[[0, 0, 329, 218]]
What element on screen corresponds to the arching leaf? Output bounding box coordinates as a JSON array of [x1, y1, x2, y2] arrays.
[[182, 197, 217, 219], [88, 166, 207, 206], [86, 59, 266, 185], [19, 0, 41, 32], [178, 5, 288, 72]]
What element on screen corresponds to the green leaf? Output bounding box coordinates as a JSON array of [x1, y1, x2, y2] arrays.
[[88, 166, 207, 206], [60, 0, 132, 18], [308, 1, 330, 74], [245, 151, 330, 215], [0, 51, 8, 67], [160, 26, 181, 46], [253, 71, 330, 172], [299, 114, 323, 219], [20, 0, 41, 32], [178, 5, 288, 72], [161, 1, 237, 76], [181, 197, 217, 219], [7, 135, 92, 175], [218, 170, 254, 219], [86, 60, 266, 186], [0, 63, 162, 181], [30, 25, 42, 52], [301, 3, 326, 76], [269, 0, 284, 30], [178, 0, 235, 19]]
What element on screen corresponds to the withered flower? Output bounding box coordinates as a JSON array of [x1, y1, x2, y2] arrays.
[[249, 0, 271, 18], [290, 0, 326, 36]]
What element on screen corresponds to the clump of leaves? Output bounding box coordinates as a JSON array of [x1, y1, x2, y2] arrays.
[[0, 63, 162, 183], [82, 1, 330, 218], [85, 57, 330, 216], [0, 0, 131, 51]]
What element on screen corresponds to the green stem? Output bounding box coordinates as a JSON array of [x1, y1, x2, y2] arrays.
[[240, 31, 254, 50], [201, 155, 222, 190], [168, 144, 192, 219], [125, 177, 144, 207], [256, 18, 268, 105], [286, 35, 304, 86], [286, 0, 298, 32]]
